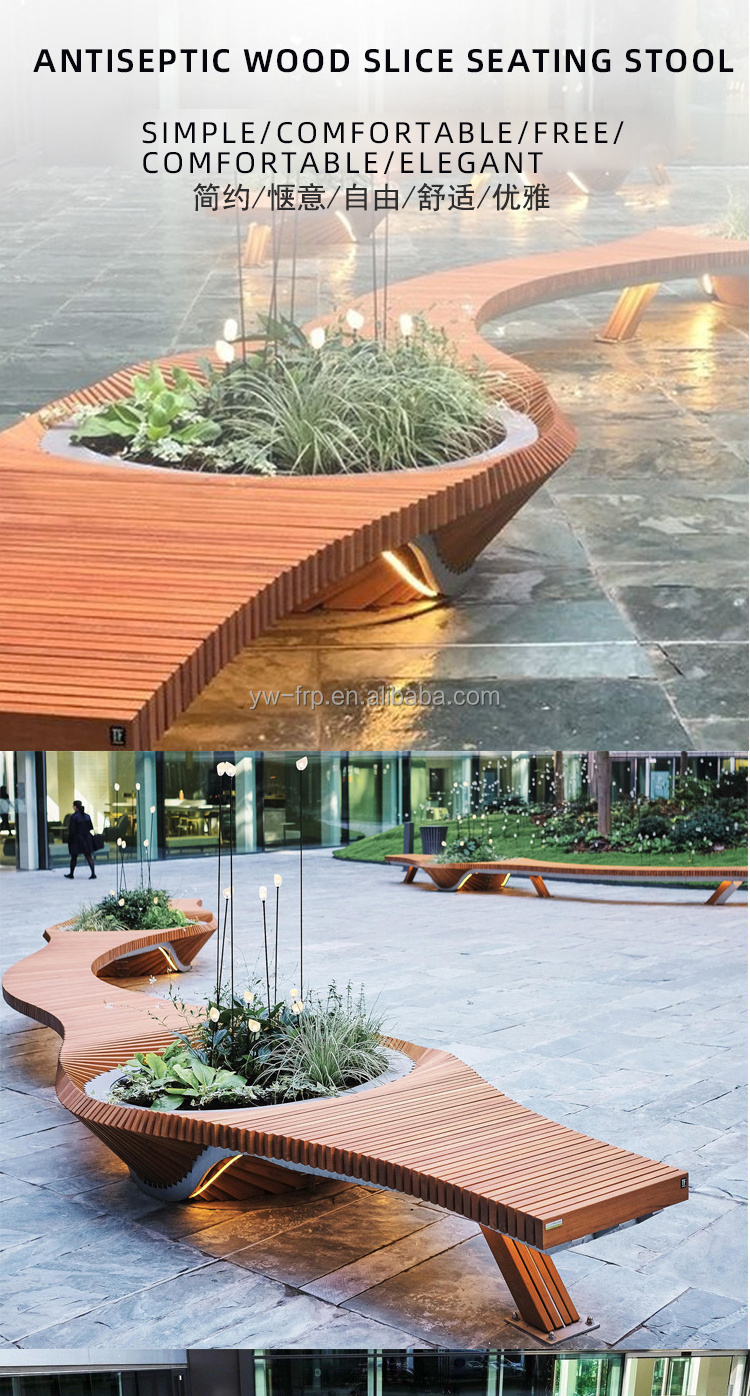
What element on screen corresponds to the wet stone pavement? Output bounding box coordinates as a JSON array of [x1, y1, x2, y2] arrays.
[[0, 853, 746, 1350], [0, 163, 746, 749]]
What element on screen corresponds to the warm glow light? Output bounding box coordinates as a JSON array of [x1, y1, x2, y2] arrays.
[[259, 885, 268, 901], [398, 313, 414, 339], [346, 308, 365, 332], [381, 550, 438, 598], [700, 274, 715, 296], [223, 317, 239, 341], [309, 326, 326, 350], [566, 171, 590, 195], [215, 338, 235, 365], [159, 948, 179, 972], [296, 756, 309, 771], [274, 874, 282, 887], [189, 1156, 239, 1198]]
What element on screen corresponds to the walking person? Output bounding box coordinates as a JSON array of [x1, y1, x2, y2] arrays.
[[64, 799, 97, 879]]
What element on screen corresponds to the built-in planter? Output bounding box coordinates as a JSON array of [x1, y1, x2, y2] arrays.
[[47, 898, 216, 978]]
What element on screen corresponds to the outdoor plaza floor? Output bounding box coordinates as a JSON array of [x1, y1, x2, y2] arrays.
[[0, 164, 746, 749], [0, 853, 746, 1351]]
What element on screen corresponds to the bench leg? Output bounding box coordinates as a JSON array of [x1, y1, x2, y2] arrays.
[[705, 880, 743, 905], [597, 283, 660, 342], [402, 866, 418, 884], [529, 874, 551, 899], [480, 1228, 599, 1344]]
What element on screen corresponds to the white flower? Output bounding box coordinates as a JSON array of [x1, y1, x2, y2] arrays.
[[248, 1019, 261, 1033], [259, 885, 268, 901], [308, 327, 326, 350], [345, 308, 364, 332], [243, 990, 253, 1003], [209, 1006, 221, 1022], [295, 756, 309, 771], [290, 987, 299, 998], [104, 1001, 115, 1010], [223, 887, 232, 900], [153, 896, 159, 904], [223, 317, 239, 342], [274, 874, 282, 887], [215, 338, 235, 365], [291, 1000, 304, 1015], [118, 898, 125, 907], [114, 784, 120, 792], [149, 976, 157, 984], [143, 839, 149, 849], [399, 313, 414, 339], [150, 805, 156, 814]]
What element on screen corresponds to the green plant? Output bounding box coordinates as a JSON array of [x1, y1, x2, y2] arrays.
[[69, 319, 505, 477], [672, 808, 745, 851], [260, 983, 388, 1092], [108, 1041, 257, 1110], [719, 199, 749, 241], [109, 981, 388, 1110], [70, 887, 187, 932], [71, 363, 221, 463]]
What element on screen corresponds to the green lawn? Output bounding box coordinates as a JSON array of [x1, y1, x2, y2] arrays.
[[333, 813, 747, 869]]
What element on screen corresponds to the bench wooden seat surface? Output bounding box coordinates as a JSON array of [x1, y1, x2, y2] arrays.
[[2, 916, 689, 1339], [1, 225, 746, 749]]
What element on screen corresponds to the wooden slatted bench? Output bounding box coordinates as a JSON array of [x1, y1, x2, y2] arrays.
[[0, 225, 746, 748], [2, 920, 690, 1343], [45, 898, 217, 977], [385, 853, 748, 904]]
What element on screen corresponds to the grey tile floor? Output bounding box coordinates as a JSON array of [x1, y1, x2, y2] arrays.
[[0, 853, 746, 1350], [0, 163, 746, 749]]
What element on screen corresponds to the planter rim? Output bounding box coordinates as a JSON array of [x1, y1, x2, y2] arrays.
[[84, 1044, 415, 1114], [40, 403, 535, 481]]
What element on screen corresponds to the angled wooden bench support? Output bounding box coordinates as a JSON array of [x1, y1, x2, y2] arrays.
[[597, 283, 660, 342], [705, 880, 744, 906], [480, 1228, 597, 1344]]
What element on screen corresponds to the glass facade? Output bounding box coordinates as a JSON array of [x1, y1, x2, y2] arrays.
[[2, 750, 745, 870], [0, 1374, 186, 1396], [1, 1356, 745, 1396]]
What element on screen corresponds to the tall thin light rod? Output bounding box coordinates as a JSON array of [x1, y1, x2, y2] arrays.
[[235, 206, 248, 365], [215, 775, 223, 1004], [289, 188, 299, 324], [382, 207, 390, 347], [295, 757, 308, 997], [261, 895, 271, 1013], [370, 182, 379, 343], [274, 880, 280, 1001]]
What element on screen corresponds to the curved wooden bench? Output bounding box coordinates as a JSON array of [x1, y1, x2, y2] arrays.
[[1, 225, 746, 747], [3, 921, 689, 1342], [385, 853, 748, 904], [46, 898, 217, 977]]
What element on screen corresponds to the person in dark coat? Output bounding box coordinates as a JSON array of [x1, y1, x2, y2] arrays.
[[64, 799, 97, 879]]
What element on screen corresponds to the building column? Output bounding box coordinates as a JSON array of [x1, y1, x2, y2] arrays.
[[15, 752, 43, 870]]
